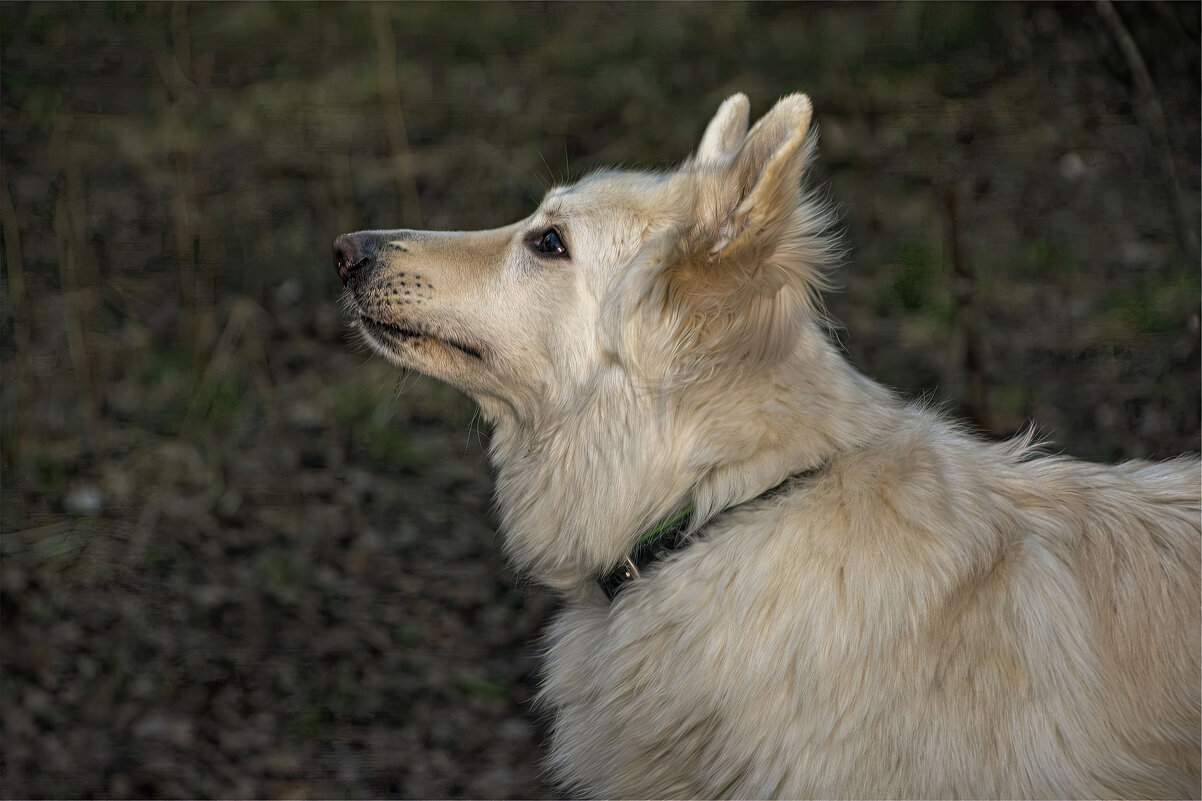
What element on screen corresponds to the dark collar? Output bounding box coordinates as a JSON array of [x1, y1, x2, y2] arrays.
[[598, 466, 822, 600]]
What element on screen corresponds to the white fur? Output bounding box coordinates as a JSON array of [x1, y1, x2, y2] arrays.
[[340, 92, 1201, 798]]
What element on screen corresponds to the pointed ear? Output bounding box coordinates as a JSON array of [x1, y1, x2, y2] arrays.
[[712, 93, 814, 266], [625, 94, 827, 377], [695, 93, 750, 164]]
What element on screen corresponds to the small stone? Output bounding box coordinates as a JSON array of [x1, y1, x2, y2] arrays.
[[215, 488, 243, 521], [64, 484, 104, 516], [1058, 152, 1086, 182]]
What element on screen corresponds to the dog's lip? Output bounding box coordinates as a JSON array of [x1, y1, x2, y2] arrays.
[[357, 313, 484, 360]]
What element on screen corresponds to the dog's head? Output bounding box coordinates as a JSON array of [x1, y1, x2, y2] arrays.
[[336, 93, 839, 586], [336, 93, 832, 426]]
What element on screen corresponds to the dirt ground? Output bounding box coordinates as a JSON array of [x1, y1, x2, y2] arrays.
[[2, 3, 1198, 798]]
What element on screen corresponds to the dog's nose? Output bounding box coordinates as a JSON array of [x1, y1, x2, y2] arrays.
[[333, 233, 372, 285]]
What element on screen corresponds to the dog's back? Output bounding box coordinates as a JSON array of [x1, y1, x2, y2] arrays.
[[542, 409, 1200, 798]]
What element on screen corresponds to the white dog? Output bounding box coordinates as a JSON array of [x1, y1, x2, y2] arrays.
[[336, 93, 1200, 798]]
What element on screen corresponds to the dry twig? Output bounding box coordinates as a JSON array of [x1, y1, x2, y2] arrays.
[[1097, 0, 1199, 264]]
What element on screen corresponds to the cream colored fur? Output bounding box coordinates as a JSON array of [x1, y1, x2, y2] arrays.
[[339, 92, 1201, 799]]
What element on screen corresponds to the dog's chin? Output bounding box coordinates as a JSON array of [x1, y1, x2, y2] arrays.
[[356, 313, 485, 368]]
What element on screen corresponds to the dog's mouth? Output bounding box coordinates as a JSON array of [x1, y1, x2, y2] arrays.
[[357, 314, 485, 361]]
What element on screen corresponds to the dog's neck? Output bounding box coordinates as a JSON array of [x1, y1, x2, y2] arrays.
[[486, 327, 897, 597]]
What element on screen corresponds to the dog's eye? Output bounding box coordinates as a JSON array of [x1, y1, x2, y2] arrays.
[[533, 228, 569, 258]]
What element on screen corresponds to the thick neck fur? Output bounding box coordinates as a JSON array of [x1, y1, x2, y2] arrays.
[[487, 321, 899, 597]]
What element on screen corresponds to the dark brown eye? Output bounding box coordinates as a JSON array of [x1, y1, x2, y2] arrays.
[[533, 228, 568, 258]]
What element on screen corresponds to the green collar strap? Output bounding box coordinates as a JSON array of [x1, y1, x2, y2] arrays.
[[597, 464, 824, 601], [598, 503, 695, 600]]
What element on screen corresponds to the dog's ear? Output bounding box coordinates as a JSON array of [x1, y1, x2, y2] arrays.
[[618, 94, 827, 378], [711, 93, 814, 269], [695, 93, 750, 164]]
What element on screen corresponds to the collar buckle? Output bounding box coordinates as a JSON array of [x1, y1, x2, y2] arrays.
[[599, 555, 641, 600]]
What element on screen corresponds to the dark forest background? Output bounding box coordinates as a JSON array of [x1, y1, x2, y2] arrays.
[[2, 2, 1198, 797]]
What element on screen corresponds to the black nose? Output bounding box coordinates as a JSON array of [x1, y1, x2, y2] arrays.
[[333, 233, 372, 285]]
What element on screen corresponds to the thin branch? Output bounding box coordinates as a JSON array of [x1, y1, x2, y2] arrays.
[[371, 3, 423, 228], [1097, 0, 1198, 263]]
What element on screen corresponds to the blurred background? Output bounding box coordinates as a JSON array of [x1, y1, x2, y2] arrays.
[[1, 2, 1198, 797]]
